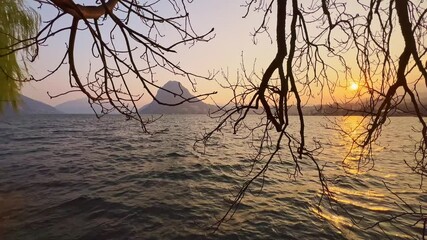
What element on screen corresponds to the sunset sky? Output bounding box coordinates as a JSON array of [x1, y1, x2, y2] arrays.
[[22, 0, 278, 106], [20, 0, 413, 107]]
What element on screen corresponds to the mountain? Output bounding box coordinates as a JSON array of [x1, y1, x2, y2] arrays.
[[55, 98, 98, 114], [139, 81, 216, 114], [1, 95, 61, 116], [55, 98, 118, 114]]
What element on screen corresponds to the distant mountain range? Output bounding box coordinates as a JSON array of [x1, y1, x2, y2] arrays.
[[1, 95, 61, 116], [0, 82, 217, 116], [55, 98, 107, 114], [1, 86, 426, 116], [139, 81, 216, 114]]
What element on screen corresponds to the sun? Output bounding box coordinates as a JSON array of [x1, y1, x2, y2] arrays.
[[349, 82, 359, 91]]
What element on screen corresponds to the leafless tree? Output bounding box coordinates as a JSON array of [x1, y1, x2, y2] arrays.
[[2, 0, 216, 131], [2, 0, 427, 238], [200, 0, 427, 238]]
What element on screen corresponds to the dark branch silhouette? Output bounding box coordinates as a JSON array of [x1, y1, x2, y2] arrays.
[[2, 0, 216, 131], [199, 0, 427, 238], [1, 0, 427, 238]]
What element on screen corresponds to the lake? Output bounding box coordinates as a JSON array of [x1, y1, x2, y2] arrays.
[[0, 115, 425, 239]]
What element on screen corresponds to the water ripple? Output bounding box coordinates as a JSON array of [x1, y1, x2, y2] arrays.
[[0, 115, 423, 239]]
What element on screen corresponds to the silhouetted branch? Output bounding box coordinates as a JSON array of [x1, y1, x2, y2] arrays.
[[201, 0, 427, 237], [3, 0, 216, 131]]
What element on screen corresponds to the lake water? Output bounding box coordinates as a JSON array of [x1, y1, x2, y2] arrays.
[[0, 115, 425, 239]]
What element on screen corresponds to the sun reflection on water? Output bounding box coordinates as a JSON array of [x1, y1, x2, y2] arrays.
[[329, 186, 384, 199], [333, 116, 385, 175], [313, 116, 409, 238]]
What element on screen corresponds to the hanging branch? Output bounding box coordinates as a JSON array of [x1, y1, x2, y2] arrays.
[[3, 0, 216, 131], [202, 0, 427, 238]]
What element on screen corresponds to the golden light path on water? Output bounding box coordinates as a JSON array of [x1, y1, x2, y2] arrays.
[[308, 116, 417, 239], [337, 116, 385, 175]]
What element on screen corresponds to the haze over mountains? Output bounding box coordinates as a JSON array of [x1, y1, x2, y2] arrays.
[[55, 98, 107, 114], [1, 81, 217, 116], [55, 81, 216, 114], [1, 95, 61, 116], [2, 82, 427, 116]]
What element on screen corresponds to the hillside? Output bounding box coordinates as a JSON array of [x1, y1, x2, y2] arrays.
[[56, 98, 97, 114], [1, 95, 61, 116], [56, 98, 120, 114], [139, 81, 216, 114]]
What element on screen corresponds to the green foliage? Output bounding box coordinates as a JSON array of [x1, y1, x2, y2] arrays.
[[0, 0, 39, 112]]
